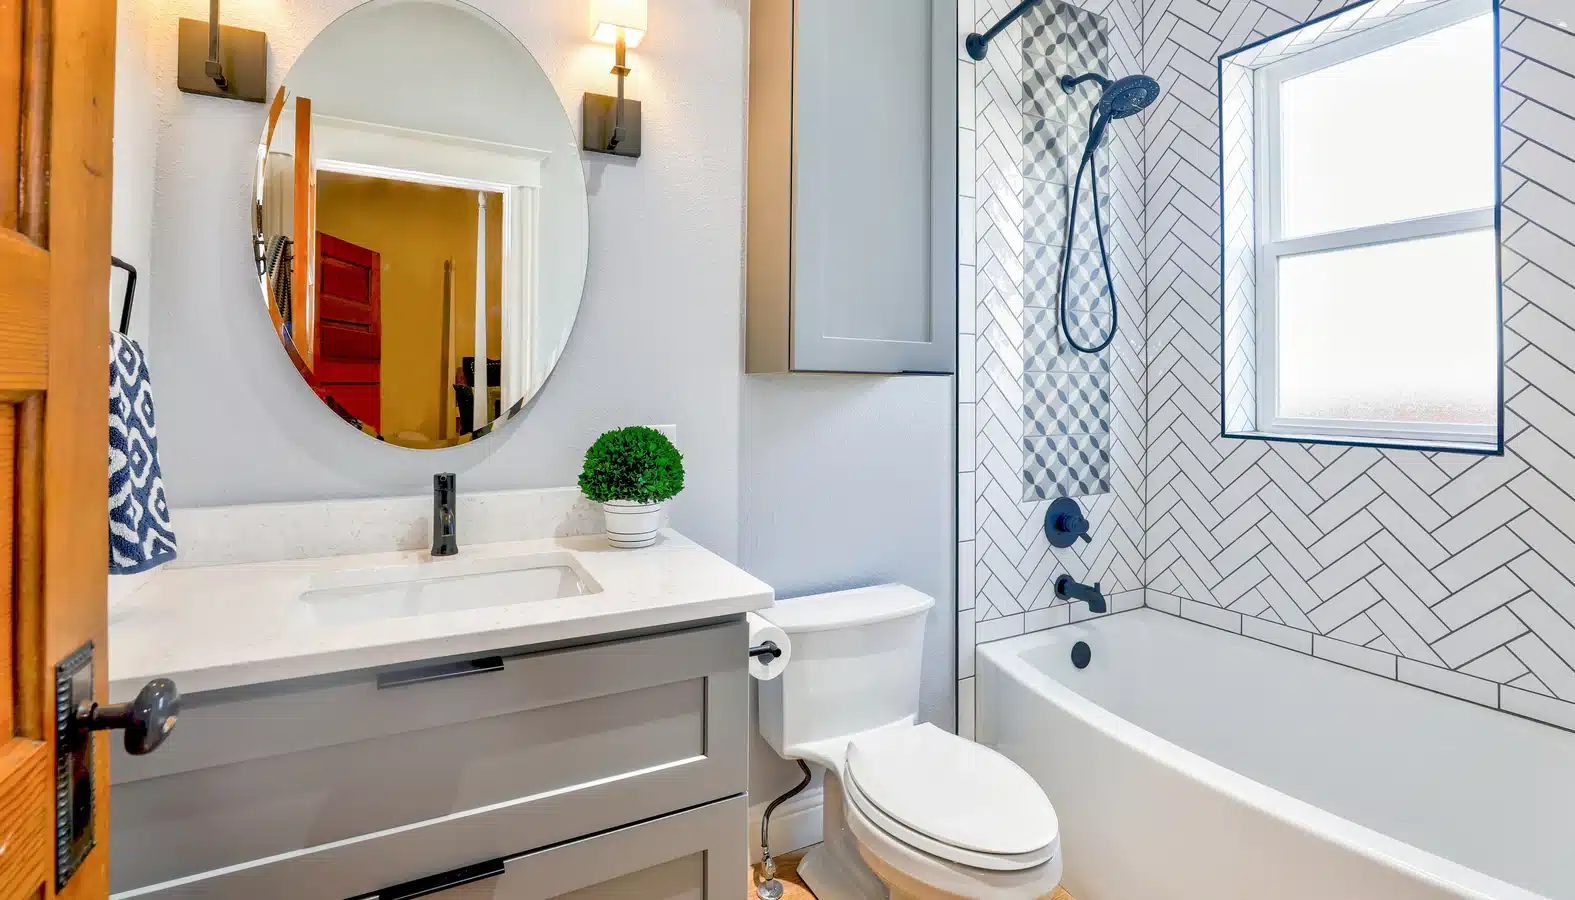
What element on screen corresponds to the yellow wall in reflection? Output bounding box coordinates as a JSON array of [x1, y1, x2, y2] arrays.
[[316, 173, 502, 443]]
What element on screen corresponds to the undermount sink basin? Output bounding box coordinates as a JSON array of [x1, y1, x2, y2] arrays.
[[301, 552, 600, 625]]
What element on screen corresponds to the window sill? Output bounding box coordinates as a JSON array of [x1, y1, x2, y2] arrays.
[[1222, 429, 1503, 456]]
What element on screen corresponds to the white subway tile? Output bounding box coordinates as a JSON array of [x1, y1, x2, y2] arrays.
[[1314, 636, 1398, 679], [1398, 659, 1498, 708], [1243, 616, 1314, 654]]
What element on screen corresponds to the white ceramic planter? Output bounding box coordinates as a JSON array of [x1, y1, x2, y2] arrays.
[[601, 500, 662, 549]]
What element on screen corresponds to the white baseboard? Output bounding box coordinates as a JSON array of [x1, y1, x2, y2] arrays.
[[747, 786, 824, 864]]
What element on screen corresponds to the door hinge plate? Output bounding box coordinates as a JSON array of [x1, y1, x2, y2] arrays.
[[55, 640, 95, 890]]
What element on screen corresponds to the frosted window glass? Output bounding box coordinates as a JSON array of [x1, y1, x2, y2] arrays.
[[1279, 14, 1495, 239], [1277, 230, 1497, 426]]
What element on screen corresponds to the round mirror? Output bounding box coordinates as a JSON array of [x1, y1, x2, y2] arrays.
[[253, 0, 588, 449]]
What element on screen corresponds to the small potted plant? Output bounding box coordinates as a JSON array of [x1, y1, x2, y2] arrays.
[[578, 426, 685, 548]]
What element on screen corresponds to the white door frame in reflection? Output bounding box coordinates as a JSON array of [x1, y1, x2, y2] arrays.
[[277, 108, 550, 425]]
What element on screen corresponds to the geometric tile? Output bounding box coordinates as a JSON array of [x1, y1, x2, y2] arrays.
[[1062, 249, 1113, 310], [1024, 179, 1069, 245], [1024, 433, 1113, 500], [1023, 1, 1109, 72], [1022, 117, 1074, 183], [1026, 309, 1114, 373], [1022, 2, 1110, 128], [1024, 241, 1064, 307], [1023, 371, 1111, 437], [1018, 3, 1122, 512]]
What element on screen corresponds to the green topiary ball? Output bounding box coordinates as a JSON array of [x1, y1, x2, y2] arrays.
[[578, 426, 686, 505]]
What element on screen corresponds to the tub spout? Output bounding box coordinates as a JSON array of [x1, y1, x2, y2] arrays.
[[1056, 575, 1106, 613]]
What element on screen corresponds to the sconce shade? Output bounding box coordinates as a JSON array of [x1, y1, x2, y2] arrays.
[[591, 0, 647, 47]]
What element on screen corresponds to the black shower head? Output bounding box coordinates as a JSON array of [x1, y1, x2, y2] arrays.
[[1098, 74, 1161, 120], [1060, 72, 1162, 121]]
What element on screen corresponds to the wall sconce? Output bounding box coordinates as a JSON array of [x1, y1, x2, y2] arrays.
[[178, 0, 268, 103], [582, 0, 646, 159]]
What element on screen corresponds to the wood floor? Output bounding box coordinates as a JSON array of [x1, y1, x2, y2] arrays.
[[747, 852, 1075, 899]]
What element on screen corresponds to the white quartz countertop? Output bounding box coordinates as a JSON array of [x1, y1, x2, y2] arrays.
[[108, 530, 773, 701]]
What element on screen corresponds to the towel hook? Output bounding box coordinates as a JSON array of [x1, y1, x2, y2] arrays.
[[111, 257, 137, 336]]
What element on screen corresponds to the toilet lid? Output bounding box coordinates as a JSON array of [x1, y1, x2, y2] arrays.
[[845, 723, 1059, 858]]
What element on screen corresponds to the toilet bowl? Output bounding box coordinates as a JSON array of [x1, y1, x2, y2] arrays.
[[796, 722, 1063, 900], [756, 586, 1064, 899]]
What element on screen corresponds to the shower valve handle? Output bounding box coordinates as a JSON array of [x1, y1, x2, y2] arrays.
[[1044, 498, 1093, 548], [1059, 513, 1092, 544]]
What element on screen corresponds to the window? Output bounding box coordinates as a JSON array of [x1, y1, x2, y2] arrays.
[[1219, 0, 1501, 453]]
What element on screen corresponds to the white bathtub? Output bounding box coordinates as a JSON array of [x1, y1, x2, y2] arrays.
[[977, 609, 1575, 900]]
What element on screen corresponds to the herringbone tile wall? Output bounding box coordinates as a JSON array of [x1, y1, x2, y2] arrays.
[[1144, 0, 1575, 731], [958, 0, 1147, 738]]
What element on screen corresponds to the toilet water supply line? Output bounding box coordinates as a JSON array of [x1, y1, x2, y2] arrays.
[[757, 759, 813, 900]]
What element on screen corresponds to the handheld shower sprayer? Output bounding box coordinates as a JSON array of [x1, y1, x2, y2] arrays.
[[1057, 72, 1161, 355]]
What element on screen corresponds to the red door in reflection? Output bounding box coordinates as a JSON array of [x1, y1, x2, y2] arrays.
[[314, 232, 382, 431]]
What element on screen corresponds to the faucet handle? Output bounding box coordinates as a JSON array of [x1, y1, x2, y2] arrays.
[[1044, 498, 1093, 548]]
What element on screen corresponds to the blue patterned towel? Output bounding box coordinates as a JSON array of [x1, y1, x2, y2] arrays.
[[110, 333, 177, 574]]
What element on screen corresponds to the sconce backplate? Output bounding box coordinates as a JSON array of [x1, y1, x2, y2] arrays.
[[582, 94, 642, 159], [177, 17, 268, 103]]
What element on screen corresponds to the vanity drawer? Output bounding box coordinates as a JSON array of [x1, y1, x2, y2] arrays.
[[124, 794, 745, 899], [110, 621, 747, 895]]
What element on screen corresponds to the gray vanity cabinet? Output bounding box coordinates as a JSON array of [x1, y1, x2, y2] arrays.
[[109, 620, 748, 899], [745, 0, 957, 375]]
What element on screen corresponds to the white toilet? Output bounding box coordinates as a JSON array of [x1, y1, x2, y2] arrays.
[[757, 584, 1063, 899]]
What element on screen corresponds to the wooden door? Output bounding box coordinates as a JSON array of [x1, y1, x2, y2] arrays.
[[0, 1, 117, 899], [314, 232, 382, 430]]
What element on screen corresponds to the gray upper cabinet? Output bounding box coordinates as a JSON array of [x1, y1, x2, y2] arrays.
[[747, 0, 956, 374]]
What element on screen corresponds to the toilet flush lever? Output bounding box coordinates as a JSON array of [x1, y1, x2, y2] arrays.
[[1044, 497, 1093, 548]]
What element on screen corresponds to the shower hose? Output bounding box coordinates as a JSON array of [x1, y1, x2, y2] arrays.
[[1058, 109, 1120, 355]]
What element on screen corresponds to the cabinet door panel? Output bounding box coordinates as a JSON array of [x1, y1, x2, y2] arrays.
[[745, 0, 957, 374]]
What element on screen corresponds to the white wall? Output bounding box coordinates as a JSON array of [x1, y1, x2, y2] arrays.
[[112, 0, 159, 342], [134, 0, 745, 557]]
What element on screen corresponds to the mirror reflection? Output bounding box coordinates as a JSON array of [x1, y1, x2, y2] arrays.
[[254, 0, 588, 449]]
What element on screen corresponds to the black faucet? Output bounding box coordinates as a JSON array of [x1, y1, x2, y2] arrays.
[[432, 473, 458, 557], [1056, 575, 1106, 613]]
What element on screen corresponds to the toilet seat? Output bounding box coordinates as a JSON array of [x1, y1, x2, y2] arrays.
[[843, 783, 1064, 900], [843, 723, 1060, 872]]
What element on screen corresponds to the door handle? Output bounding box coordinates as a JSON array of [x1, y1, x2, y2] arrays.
[[376, 656, 504, 690], [68, 677, 180, 756]]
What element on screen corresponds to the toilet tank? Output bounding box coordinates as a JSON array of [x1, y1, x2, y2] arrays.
[[756, 584, 936, 756]]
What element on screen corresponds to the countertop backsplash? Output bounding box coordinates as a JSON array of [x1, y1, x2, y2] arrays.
[[166, 486, 601, 569]]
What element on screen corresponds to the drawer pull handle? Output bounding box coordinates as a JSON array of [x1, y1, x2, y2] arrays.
[[376, 656, 505, 690], [374, 857, 506, 900]]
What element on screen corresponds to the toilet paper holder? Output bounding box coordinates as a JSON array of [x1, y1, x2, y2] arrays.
[[749, 641, 783, 661]]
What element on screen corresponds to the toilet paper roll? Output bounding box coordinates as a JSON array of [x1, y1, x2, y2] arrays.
[[747, 613, 792, 681]]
